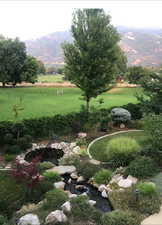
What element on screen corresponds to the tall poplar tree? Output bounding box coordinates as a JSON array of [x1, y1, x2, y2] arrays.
[[63, 9, 121, 112]]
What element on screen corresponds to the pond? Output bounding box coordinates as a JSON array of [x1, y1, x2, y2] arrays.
[[63, 174, 113, 213], [24, 147, 64, 165]]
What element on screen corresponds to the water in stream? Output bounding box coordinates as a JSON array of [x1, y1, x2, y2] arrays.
[[63, 174, 113, 213]]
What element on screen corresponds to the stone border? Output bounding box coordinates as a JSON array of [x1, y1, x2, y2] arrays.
[[87, 129, 143, 160]]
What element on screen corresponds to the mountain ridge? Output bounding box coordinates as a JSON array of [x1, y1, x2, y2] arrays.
[[25, 26, 162, 67]]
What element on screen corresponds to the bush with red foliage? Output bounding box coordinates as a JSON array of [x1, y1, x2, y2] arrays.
[[10, 156, 43, 195]]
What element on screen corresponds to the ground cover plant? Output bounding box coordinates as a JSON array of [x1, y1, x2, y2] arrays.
[[106, 137, 141, 167], [89, 131, 148, 162], [0, 87, 141, 121]]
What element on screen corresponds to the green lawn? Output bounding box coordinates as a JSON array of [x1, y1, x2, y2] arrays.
[[0, 87, 142, 121], [37, 74, 64, 83], [89, 131, 148, 162]]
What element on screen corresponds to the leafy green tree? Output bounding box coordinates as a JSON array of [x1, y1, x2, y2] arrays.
[[114, 47, 127, 81], [127, 66, 150, 84], [137, 72, 162, 114], [21, 56, 39, 83], [37, 60, 46, 74], [0, 36, 26, 87], [63, 9, 120, 112]]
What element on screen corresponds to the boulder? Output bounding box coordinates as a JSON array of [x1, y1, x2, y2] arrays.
[[127, 175, 138, 184], [101, 190, 108, 198], [70, 172, 78, 179], [72, 146, 81, 154], [18, 214, 40, 225], [45, 210, 67, 224], [78, 132, 87, 138], [68, 178, 72, 184], [88, 200, 96, 206], [54, 181, 65, 189], [120, 123, 125, 129], [61, 201, 71, 213], [77, 176, 85, 183], [51, 143, 62, 150], [110, 174, 123, 184], [47, 165, 76, 175], [118, 178, 132, 188], [98, 185, 107, 192], [69, 193, 77, 198], [70, 142, 77, 148]]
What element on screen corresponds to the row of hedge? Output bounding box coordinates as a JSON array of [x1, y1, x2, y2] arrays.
[[0, 103, 143, 145]]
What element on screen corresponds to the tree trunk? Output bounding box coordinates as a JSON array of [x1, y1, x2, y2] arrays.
[[2, 82, 5, 87], [86, 97, 90, 114]]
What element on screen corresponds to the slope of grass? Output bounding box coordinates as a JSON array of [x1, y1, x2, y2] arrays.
[[0, 87, 142, 121], [89, 131, 148, 162]]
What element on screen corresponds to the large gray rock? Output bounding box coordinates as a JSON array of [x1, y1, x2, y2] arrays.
[[61, 201, 71, 213], [54, 181, 65, 189], [88, 200, 96, 206], [118, 178, 133, 188], [18, 214, 40, 225], [47, 165, 76, 175], [45, 210, 67, 224]]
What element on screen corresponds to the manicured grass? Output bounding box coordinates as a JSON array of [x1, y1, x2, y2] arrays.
[[0, 87, 141, 121], [89, 131, 148, 162], [37, 74, 64, 83]]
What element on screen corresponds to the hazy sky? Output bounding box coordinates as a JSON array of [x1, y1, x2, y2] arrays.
[[1, 1, 162, 40]]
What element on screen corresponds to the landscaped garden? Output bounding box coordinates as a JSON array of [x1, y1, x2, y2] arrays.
[[1, 7, 162, 225]]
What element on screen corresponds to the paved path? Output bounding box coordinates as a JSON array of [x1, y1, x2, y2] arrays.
[[141, 206, 162, 225]]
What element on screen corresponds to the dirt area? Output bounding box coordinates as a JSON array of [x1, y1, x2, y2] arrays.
[[0, 82, 139, 88]]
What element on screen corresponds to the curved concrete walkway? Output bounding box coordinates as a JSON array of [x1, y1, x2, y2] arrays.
[[141, 206, 162, 225], [87, 129, 143, 160]]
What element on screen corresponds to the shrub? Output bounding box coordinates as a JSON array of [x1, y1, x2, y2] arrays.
[[76, 160, 100, 180], [4, 154, 15, 162], [59, 155, 80, 168], [101, 210, 139, 225], [0, 215, 9, 225], [122, 103, 143, 120], [111, 107, 131, 123], [3, 133, 14, 145], [137, 194, 161, 215], [94, 169, 112, 185], [143, 114, 162, 164], [70, 195, 102, 222], [28, 180, 53, 202], [0, 172, 26, 217], [43, 189, 68, 210], [42, 171, 62, 183], [17, 136, 32, 150], [38, 161, 55, 172], [125, 156, 159, 179], [137, 182, 157, 196], [6, 145, 21, 154], [106, 137, 141, 167]]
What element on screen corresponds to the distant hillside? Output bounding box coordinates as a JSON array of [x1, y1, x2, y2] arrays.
[[25, 27, 162, 67]]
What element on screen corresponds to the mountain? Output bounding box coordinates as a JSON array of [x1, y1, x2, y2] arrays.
[[25, 27, 162, 67]]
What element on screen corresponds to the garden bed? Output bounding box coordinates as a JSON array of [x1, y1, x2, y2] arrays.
[[88, 130, 148, 162]]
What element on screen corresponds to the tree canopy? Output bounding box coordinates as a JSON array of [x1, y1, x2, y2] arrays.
[[0, 36, 44, 86], [127, 66, 151, 84], [138, 71, 162, 114], [63, 8, 122, 111]]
